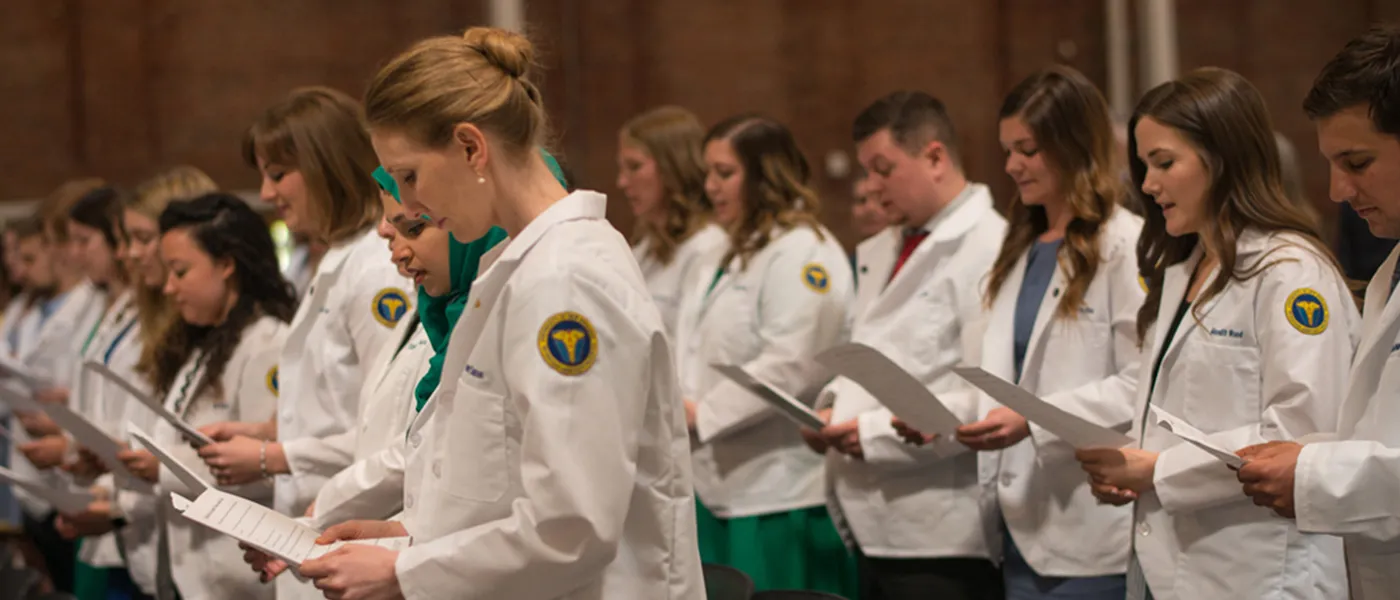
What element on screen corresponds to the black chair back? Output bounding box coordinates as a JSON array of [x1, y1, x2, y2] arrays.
[[703, 563, 755, 600]]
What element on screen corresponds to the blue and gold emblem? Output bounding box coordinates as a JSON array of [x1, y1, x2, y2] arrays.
[[266, 366, 279, 396], [802, 263, 830, 294], [372, 288, 411, 328], [1285, 288, 1329, 335], [538, 312, 598, 376], [1138, 275, 1149, 294]]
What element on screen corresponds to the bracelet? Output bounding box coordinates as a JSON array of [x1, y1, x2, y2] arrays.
[[260, 441, 269, 480]]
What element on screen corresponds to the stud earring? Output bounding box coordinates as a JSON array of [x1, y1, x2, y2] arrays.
[[477, 176, 486, 184]]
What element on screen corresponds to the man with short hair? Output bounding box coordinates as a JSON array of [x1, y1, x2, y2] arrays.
[[1237, 24, 1400, 600], [810, 90, 1006, 600]]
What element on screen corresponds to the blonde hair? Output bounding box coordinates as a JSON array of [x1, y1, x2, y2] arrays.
[[126, 166, 218, 390], [365, 27, 547, 159], [40, 178, 106, 244], [620, 106, 712, 265], [243, 86, 382, 244]]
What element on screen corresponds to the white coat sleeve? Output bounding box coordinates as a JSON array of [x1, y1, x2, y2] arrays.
[[1153, 254, 1354, 515], [695, 246, 849, 443], [1026, 241, 1144, 465], [393, 273, 656, 600], [283, 266, 408, 479], [1295, 440, 1400, 542], [311, 442, 406, 530]]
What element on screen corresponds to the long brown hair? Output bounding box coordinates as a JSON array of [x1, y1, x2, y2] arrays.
[[1132, 67, 1336, 342], [243, 87, 382, 244], [621, 106, 713, 265], [986, 66, 1125, 319], [703, 115, 824, 269], [127, 166, 218, 392]]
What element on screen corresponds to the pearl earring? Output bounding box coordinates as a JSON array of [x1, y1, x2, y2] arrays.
[[477, 176, 486, 184]]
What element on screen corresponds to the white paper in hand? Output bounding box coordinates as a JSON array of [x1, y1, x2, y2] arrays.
[[0, 465, 93, 514], [953, 367, 1132, 448], [0, 386, 153, 493], [1148, 405, 1245, 468], [172, 489, 411, 567], [87, 361, 213, 447], [128, 424, 209, 495], [815, 343, 964, 435], [710, 364, 825, 430]]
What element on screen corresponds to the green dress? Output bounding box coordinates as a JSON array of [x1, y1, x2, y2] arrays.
[[695, 498, 857, 595]]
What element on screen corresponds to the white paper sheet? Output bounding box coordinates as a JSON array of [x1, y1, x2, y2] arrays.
[[0, 386, 153, 492], [128, 424, 209, 495], [87, 361, 213, 447], [172, 490, 411, 567], [1148, 405, 1246, 468], [0, 465, 93, 514], [710, 364, 825, 430], [953, 367, 1132, 449], [815, 343, 964, 435]]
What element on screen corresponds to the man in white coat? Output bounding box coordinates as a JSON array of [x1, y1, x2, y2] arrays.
[[1236, 24, 1400, 600], [813, 91, 1006, 600]]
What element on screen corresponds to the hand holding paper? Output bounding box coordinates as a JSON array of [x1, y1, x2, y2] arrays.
[[953, 367, 1131, 449], [814, 343, 964, 435], [0, 465, 94, 514]]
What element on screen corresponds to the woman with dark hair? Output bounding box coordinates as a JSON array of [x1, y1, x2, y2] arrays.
[[147, 193, 293, 600], [1076, 68, 1355, 599], [679, 114, 856, 594], [617, 106, 727, 338]]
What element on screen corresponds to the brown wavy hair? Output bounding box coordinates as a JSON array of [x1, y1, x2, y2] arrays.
[[703, 115, 824, 269], [985, 66, 1125, 319], [620, 106, 713, 265], [1131, 68, 1337, 342], [243, 87, 382, 244]]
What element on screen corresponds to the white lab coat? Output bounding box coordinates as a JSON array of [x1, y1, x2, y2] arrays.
[[1293, 243, 1400, 600], [678, 224, 853, 518], [634, 224, 728, 341], [154, 315, 285, 600], [310, 314, 429, 519], [11, 280, 104, 518], [822, 183, 1004, 558], [1128, 230, 1355, 600], [275, 227, 410, 517], [968, 209, 1145, 576], [385, 191, 703, 599], [71, 292, 140, 570]]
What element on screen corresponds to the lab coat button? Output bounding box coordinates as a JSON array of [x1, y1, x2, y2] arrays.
[[1000, 473, 1013, 486], [410, 433, 422, 447], [405, 495, 415, 509], [432, 461, 442, 477], [1139, 523, 1151, 536]]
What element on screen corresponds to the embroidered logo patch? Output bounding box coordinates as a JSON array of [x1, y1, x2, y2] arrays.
[[802, 263, 830, 293], [266, 366, 279, 396], [372, 288, 411, 328], [538, 312, 598, 376], [1138, 275, 1149, 294], [1285, 288, 1328, 335]]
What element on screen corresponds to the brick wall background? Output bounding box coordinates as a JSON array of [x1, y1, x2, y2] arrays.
[[2, 0, 1396, 247]]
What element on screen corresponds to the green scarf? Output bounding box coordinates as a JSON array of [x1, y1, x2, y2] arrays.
[[372, 149, 569, 411]]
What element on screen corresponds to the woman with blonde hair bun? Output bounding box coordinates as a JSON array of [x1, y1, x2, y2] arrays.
[[291, 27, 704, 599]]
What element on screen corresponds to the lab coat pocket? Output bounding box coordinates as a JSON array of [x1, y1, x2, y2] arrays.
[[442, 382, 509, 503], [905, 290, 954, 371], [1183, 341, 1260, 431]]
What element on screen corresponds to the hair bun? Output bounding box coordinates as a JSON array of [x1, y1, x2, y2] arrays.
[[461, 27, 534, 80]]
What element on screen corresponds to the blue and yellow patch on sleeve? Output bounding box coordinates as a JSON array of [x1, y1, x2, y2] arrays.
[[802, 263, 830, 294], [538, 312, 598, 376], [372, 288, 411, 328], [266, 366, 279, 396], [1285, 288, 1329, 335], [1138, 275, 1149, 294]]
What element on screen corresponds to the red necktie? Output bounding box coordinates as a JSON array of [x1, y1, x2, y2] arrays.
[[889, 229, 929, 282]]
